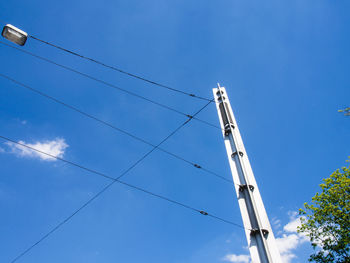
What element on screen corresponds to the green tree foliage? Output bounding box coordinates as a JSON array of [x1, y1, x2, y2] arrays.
[[338, 107, 350, 116], [298, 165, 350, 262]]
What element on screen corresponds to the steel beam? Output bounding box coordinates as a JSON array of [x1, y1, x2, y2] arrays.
[[213, 85, 282, 263]]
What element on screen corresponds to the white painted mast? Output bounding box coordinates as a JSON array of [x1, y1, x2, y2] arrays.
[[213, 84, 282, 263]]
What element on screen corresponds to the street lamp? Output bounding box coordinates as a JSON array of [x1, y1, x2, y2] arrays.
[[1, 24, 28, 46]]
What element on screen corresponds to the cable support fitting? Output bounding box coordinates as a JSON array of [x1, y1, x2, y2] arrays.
[[200, 210, 208, 216], [186, 114, 194, 119], [239, 184, 255, 192], [216, 90, 224, 96], [231, 151, 244, 158], [224, 123, 234, 135], [217, 96, 226, 102], [216, 90, 225, 102], [194, 164, 201, 169], [250, 228, 269, 237]]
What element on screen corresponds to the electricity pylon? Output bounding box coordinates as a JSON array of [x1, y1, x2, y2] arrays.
[[213, 84, 282, 263]]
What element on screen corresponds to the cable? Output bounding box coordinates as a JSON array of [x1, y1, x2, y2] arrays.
[[29, 35, 212, 102], [0, 73, 232, 184], [2, 126, 246, 262], [0, 20, 203, 100], [0, 40, 221, 130], [7, 99, 210, 262]]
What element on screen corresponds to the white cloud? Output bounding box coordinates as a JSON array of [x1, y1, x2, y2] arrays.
[[223, 254, 250, 263], [222, 212, 309, 263], [280, 252, 297, 263], [275, 213, 308, 263], [276, 233, 300, 253], [5, 138, 68, 161], [284, 218, 300, 233]]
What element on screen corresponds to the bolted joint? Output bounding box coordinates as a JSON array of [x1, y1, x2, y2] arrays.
[[250, 228, 269, 237], [224, 124, 234, 135], [250, 228, 259, 236], [217, 96, 225, 102], [231, 151, 244, 158], [239, 184, 255, 192], [262, 229, 269, 237], [216, 90, 224, 96]]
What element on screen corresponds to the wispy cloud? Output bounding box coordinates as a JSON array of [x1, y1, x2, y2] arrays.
[[5, 138, 68, 161], [271, 217, 282, 233], [223, 254, 250, 263], [222, 212, 308, 263]]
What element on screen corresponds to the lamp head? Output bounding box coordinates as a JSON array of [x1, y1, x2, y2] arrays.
[[2, 24, 28, 46]]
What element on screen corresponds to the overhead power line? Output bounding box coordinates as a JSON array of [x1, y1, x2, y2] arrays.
[[0, 73, 231, 184], [0, 41, 221, 130], [29, 35, 212, 102], [2, 134, 245, 263], [0, 22, 244, 262], [7, 100, 211, 261]]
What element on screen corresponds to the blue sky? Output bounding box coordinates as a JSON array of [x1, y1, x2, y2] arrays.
[[0, 1, 349, 262]]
